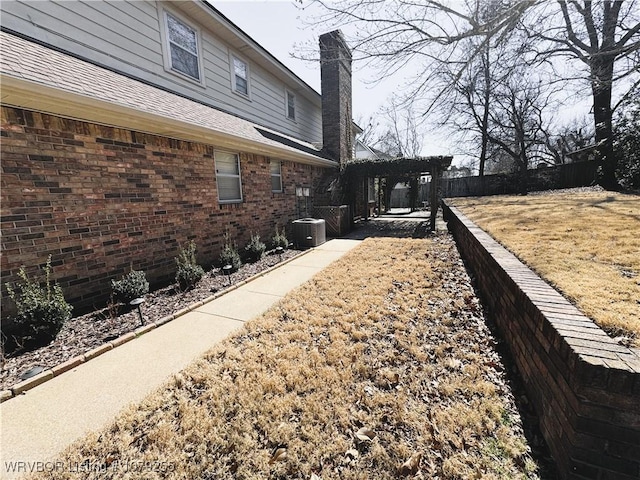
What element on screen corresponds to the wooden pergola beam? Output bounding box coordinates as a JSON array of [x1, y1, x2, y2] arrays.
[[344, 155, 453, 177]]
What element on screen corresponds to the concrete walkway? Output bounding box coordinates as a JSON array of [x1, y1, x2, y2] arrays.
[[0, 239, 360, 480]]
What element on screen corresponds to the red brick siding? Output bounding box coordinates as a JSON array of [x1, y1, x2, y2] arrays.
[[1, 107, 331, 313], [442, 201, 640, 480]]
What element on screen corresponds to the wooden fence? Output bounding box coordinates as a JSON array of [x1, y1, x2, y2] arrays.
[[439, 160, 599, 198]]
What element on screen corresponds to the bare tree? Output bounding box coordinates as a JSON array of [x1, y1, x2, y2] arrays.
[[358, 99, 426, 157], [543, 120, 595, 165], [354, 114, 381, 149], [485, 75, 552, 189], [524, 1, 640, 189], [359, 100, 427, 211], [303, 0, 640, 190], [440, 34, 507, 179], [380, 100, 424, 157], [432, 0, 522, 179]]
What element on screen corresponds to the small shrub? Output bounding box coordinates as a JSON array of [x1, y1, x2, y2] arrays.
[[111, 269, 149, 303], [219, 234, 242, 272], [244, 233, 266, 262], [271, 226, 288, 250], [175, 241, 205, 289], [5, 256, 73, 348]]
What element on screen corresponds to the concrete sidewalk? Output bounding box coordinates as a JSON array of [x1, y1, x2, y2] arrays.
[[0, 239, 360, 480]]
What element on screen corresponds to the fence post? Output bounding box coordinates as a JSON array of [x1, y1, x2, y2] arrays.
[[430, 166, 440, 231]]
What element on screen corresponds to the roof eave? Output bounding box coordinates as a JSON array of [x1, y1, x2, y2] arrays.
[[0, 74, 337, 168]]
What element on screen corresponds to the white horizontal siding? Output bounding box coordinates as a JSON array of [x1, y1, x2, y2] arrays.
[[2, 1, 164, 74], [0, 0, 323, 145]]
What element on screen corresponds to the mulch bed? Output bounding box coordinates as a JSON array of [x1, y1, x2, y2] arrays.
[[1, 249, 301, 391]]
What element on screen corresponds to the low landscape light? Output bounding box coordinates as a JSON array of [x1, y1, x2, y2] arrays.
[[222, 264, 233, 285], [130, 297, 145, 326], [275, 246, 284, 261]]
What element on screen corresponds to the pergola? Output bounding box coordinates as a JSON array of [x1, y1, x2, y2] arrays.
[[344, 155, 453, 231]]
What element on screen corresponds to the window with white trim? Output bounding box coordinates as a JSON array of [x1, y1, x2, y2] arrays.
[[232, 56, 249, 96], [286, 90, 296, 120], [215, 151, 242, 203], [270, 161, 282, 192], [163, 11, 201, 81]]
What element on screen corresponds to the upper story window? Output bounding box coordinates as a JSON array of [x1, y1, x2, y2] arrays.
[[215, 151, 243, 203], [160, 10, 204, 85], [270, 161, 282, 192], [232, 55, 249, 96], [286, 90, 296, 120]]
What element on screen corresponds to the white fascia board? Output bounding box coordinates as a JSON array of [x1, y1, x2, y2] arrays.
[[0, 74, 337, 168]]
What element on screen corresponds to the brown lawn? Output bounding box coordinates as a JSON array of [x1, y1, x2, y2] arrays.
[[451, 190, 640, 347], [32, 236, 540, 479]]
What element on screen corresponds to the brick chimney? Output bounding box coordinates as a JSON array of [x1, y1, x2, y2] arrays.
[[319, 30, 352, 169]]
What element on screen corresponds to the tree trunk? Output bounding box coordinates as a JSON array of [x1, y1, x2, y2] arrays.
[[591, 57, 619, 190], [479, 45, 491, 181]]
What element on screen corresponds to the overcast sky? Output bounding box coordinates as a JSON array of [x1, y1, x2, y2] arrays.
[[214, 0, 456, 158]]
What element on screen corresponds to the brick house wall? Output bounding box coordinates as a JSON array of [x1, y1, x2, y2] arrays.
[[1, 107, 330, 314], [442, 201, 640, 480]]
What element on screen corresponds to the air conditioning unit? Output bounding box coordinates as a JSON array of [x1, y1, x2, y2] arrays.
[[292, 218, 326, 247]]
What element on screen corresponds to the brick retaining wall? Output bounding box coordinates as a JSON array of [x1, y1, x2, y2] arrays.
[[442, 201, 639, 480], [1, 107, 330, 314]]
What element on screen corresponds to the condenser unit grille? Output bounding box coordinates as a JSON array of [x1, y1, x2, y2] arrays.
[[292, 218, 326, 247]]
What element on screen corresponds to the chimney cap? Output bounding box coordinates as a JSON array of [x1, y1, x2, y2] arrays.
[[319, 30, 352, 60]]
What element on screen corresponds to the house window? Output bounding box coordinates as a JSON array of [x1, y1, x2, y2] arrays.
[[215, 151, 242, 203], [232, 56, 249, 96], [164, 12, 201, 81], [286, 90, 296, 120], [270, 161, 282, 192]]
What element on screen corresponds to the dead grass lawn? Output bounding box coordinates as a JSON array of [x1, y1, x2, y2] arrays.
[[451, 191, 640, 346], [33, 237, 539, 479]]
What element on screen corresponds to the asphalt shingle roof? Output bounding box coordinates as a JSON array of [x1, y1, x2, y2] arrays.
[[0, 32, 332, 164]]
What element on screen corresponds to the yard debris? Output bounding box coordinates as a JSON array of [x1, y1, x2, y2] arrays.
[[375, 369, 400, 389], [269, 444, 288, 464], [28, 236, 543, 479], [354, 427, 376, 442], [345, 449, 359, 461], [399, 452, 422, 476]]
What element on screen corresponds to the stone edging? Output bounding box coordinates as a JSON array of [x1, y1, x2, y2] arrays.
[[442, 200, 640, 480], [1, 249, 313, 403]]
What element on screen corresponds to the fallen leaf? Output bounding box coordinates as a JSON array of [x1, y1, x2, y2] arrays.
[[269, 445, 288, 464], [345, 449, 359, 460], [376, 369, 400, 389], [399, 452, 422, 476], [355, 427, 376, 442]]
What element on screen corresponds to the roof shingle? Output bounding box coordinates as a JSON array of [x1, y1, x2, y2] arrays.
[[0, 32, 333, 165]]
